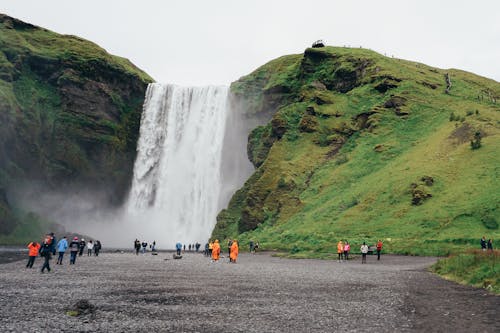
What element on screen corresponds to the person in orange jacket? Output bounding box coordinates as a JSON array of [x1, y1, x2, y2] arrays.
[[211, 239, 221, 261], [337, 240, 344, 262], [26, 241, 41, 268], [376, 240, 383, 261], [230, 240, 239, 263]]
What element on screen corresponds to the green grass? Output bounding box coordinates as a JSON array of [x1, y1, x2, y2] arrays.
[[214, 46, 500, 261], [432, 250, 499, 294]]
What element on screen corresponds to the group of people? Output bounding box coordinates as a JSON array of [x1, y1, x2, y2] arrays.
[[338, 240, 383, 264], [134, 239, 157, 254], [480, 236, 494, 251], [26, 233, 102, 273], [203, 239, 239, 263]]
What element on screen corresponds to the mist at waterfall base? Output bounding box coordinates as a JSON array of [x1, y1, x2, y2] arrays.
[[57, 83, 254, 248]]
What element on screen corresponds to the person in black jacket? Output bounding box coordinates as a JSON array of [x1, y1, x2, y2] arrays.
[[39, 236, 52, 273], [79, 238, 86, 256], [69, 237, 80, 264], [94, 240, 102, 256]]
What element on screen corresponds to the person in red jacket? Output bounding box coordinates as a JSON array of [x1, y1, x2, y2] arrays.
[[376, 240, 383, 261], [26, 241, 41, 268]]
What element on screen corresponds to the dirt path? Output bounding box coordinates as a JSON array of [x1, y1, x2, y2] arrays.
[[0, 252, 497, 332]]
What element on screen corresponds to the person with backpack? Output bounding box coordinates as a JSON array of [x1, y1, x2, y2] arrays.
[[94, 240, 102, 256], [69, 237, 80, 264], [26, 241, 41, 268], [79, 238, 86, 256], [39, 234, 53, 273], [360, 242, 369, 264], [56, 236, 68, 265]]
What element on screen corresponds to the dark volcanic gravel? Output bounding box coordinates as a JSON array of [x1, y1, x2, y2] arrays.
[[0, 252, 498, 332]]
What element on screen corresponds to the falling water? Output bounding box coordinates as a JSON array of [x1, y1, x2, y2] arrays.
[[126, 83, 229, 246]]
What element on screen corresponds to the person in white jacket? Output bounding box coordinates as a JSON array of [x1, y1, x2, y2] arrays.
[[360, 242, 368, 264], [87, 240, 94, 256]]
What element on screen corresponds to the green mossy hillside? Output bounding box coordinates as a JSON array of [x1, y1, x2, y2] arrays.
[[0, 14, 153, 236], [213, 46, 500, 257]]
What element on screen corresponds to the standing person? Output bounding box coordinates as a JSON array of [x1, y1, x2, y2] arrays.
[[56, 236, 68, 265], [39, 235, 53, 273], [249, 240, 255, 253], [211, 240, 221, 262], [94, 240, 102, 256], [49, 233, 57, 256], [183, 244, 186, 253], [208, 241, 213, 257], [230, 240, 239, 263], [227, 239, 233, 261], [134, 239, 141, 255], [487, 239, 493, 251], [176, 242, 182, 256], [151, 241, 156, 252], [26, 241, 41, 268], [376, 240, 383, 261], [361, 242, 368, 264], [69, 237, 80, 264], [204, 243, 209, 256], [87, 240, 94, 256], [480, 236, 487, 251], [141, 241, 148, 254], [344, 241, 350, 261], [254, 242, 259, 252], [79, 238, 86, 256], [337, 240, 344, 262]]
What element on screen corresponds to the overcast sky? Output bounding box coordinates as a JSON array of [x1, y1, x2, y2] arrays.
[[2, 1, 499, 85]]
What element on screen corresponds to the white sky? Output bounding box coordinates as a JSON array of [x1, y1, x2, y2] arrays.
[[2, 0, 499, 85]]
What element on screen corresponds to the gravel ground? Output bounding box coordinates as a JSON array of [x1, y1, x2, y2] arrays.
[[0, 251, 498, 332]]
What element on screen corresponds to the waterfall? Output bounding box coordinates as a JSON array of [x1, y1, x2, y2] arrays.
[[126, 83, 229, 246]]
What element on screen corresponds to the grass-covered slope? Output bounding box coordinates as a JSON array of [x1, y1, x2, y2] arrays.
[[0, 14, 153, 235], [213, 46, 500, 257]]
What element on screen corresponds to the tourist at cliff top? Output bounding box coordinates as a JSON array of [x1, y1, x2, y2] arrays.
[[69, 237, 79, 265], [337, 240, 344, 262], [230, 240, 239, 263], [56, 236, 68, 265], [211, 240, 221, 262], [361, 242, 369, 264], [376, 240, 383, 261], [79, 238, 86, 256], [26, 241, 40, 268], [134, 239, 141, 255], [87, 240, 94, 256], [344, 241, 350, 261]]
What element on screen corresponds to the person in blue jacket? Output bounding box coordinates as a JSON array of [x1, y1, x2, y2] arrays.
[[175, 242, 182, 256], [56, 236, 68, 265]]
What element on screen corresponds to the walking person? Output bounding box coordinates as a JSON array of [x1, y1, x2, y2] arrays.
[[94, 240, 102, 256], [211, 240, 221, 262], [56, 236, 68, 265], [230, 240, 239, 263], [26, 241, 41, 268], [69, 237, 80, 265], [487, 239, 493, 251], [79, 238, 86, 256], [176, 242, 182, 256], [39, 235, 53, 273], [227, 239, 233, 262], [344, 241, 350, 261], [361, 242, 368, 264], [480, 236, 487, 251], [337, 240, 344, 262], [134, 239, 141, 255], [376, 239, 383, 261], [87, 240, 94, 256]]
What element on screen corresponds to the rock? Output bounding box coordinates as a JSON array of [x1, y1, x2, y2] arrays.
[[299, 114, 318, 133], [421, 176, 434, 186], [373, 144, 386, 152], [383, 95, 407, 109], [173, 254, 182, 259], [411, 185, 432, 205], [374, 80, 398, 93]]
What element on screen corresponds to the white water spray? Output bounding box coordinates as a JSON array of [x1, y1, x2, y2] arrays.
[[125, 83, 229, 246]]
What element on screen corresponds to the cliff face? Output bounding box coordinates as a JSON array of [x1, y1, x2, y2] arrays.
[[213, 46, 500, 256], [0, 14, 153, 234]]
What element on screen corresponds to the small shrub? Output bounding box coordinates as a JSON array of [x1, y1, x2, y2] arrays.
[[481, 215, 498, 230], [466, 110, 474, 116], [470, 131, 482, 150]]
